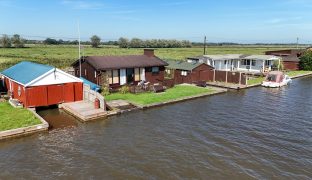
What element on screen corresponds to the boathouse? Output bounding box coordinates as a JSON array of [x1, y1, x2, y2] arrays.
[[1, 61, 83, 108], [165, 60, 214, 84], [72, 49, 168, 88]]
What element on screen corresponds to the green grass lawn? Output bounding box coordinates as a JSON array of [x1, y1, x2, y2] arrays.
[[247, 77, 265, 86], [105, 85, 215, 105], [0, 102, 41, 131], [0, 44, 303, 71], [286, 71, 312, 77]]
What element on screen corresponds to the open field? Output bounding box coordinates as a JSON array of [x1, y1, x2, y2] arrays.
[[105, 85, 215, 105], [0, 102, 41, 131], [0, 44, 304, 71]]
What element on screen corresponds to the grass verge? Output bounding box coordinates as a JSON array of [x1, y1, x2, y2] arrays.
[[286, 71, 312, 77], [247, 77, 265, 86], [105, 85, 215, 105], [0, 102, 41, 131]]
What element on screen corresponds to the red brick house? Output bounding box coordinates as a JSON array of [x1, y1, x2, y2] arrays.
[[265, 49, 304, 70], [72, 49, 168, 88]]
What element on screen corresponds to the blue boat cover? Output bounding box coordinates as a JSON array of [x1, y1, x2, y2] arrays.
[[80, 77, 101, 92]]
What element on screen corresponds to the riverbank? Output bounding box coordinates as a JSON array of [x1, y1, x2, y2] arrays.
[[246, 71, 312, 87], [0, 102, 49, 140]]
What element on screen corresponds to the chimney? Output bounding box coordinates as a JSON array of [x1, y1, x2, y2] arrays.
[[144, 49, 155, 57]]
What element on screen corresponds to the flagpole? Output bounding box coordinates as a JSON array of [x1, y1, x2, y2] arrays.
[[78, 21, 81, 77]]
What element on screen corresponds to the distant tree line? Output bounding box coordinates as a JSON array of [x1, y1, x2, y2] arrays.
[[118, 37, 192, 48], [0, 34, 25, 48]]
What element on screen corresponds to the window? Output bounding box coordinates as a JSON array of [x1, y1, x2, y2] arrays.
[[107, 70, 113, 84], [134, 68, 140, 81], [107, 70, 119, 84], [252, 60, 256, 66], [241, 60, 246, 65], [224, 60, 227, 65], [265, 61, 270, 66], [112, 70, 119, 84], [94, 71, 97, 78], [181, 71, 188, 76], [165, 69, 174, 79], [84, 69, 87, 76], [152, 67, 159, 74]]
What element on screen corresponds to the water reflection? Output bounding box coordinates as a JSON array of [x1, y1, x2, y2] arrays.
[[0, 77, 311, 179]]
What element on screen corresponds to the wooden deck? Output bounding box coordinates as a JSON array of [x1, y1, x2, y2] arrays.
[[60, 101, 107, 122]]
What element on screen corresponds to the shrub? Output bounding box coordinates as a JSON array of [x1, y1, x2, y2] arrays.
[[299, 51, 312, 70], [101, 86, 110, 96], [119, 86, 129, 94]]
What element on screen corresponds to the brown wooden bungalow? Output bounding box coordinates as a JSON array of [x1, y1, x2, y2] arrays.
[[265, 49, 304, 70], [165, 60, 214, 84], [72, 49, 168, 88]]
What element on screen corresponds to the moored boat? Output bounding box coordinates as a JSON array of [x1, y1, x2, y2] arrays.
[[262, 71, 292, 88]]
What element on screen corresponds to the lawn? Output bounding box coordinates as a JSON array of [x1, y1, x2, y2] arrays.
[[286, 71, 312, 77], [0, 44, 302, 71], [105, 85, 215, 105], [0, 102, 41, 131], [247, 76, 265, 86]]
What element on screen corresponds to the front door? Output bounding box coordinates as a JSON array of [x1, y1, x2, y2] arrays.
[[126, 68, 134, 84]]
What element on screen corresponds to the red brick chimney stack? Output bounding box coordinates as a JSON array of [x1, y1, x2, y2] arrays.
[[144, 49, 155, 57]]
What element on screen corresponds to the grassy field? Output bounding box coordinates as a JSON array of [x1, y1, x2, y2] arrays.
[[0, 102, 41, 131], [0, 44, 302, 71], [105, 85, 215, 105]]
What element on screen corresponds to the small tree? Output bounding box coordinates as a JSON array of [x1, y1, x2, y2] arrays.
[[118, 37, 129, 48], [1, 34, 11, 48], [43, 38, 58, 45], [299, 51, 312, 70], [11, 34, 25, 48], [90, 35, 101, 48]]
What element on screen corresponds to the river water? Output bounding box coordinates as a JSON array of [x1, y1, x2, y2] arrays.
[[0, 77, 312, 179]]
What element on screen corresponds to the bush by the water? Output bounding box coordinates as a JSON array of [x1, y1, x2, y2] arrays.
[[299, 51, 312, 70]]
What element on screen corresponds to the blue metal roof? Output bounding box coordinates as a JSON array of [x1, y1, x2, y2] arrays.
[[1, 61, 54, 85], [80, 77, 101, 92]]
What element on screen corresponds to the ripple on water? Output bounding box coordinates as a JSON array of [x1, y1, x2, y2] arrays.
[[0, 78, 312, 179]]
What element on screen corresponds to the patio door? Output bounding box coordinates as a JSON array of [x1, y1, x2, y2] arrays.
[[126, 68, 134, 84]]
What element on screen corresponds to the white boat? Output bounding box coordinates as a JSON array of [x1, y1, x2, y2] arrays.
[[262, 71, 292, 88]]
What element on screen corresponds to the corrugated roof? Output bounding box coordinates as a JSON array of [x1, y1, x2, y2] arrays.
[[166, 60, 206, 71], [78, 55, 168, 70], [203, 54, 246, 60], [1, 61, 54, 85], [243, 55, 280, 60]]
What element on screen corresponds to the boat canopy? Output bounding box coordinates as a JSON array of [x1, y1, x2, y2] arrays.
[[265, 71, 284, 83]]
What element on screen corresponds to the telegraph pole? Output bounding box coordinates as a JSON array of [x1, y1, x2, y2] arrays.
[[78, 21, 81, 77], [204, 36, 207, 55], [296, 37, 299, 49]]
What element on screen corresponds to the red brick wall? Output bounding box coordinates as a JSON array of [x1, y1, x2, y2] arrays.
[[145, 66, 166, 84]]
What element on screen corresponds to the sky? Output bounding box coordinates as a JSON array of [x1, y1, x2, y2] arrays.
[[1, 0, 312, 43]]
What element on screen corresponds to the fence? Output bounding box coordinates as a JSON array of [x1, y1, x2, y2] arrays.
[[83, 84, 106, 110], [209, 70, 247, 85]]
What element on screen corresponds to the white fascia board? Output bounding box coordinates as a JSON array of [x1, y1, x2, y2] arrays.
[[54, 68, 83, 82], [24, 68, 55, 87], [26, 68, 82, 87]]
